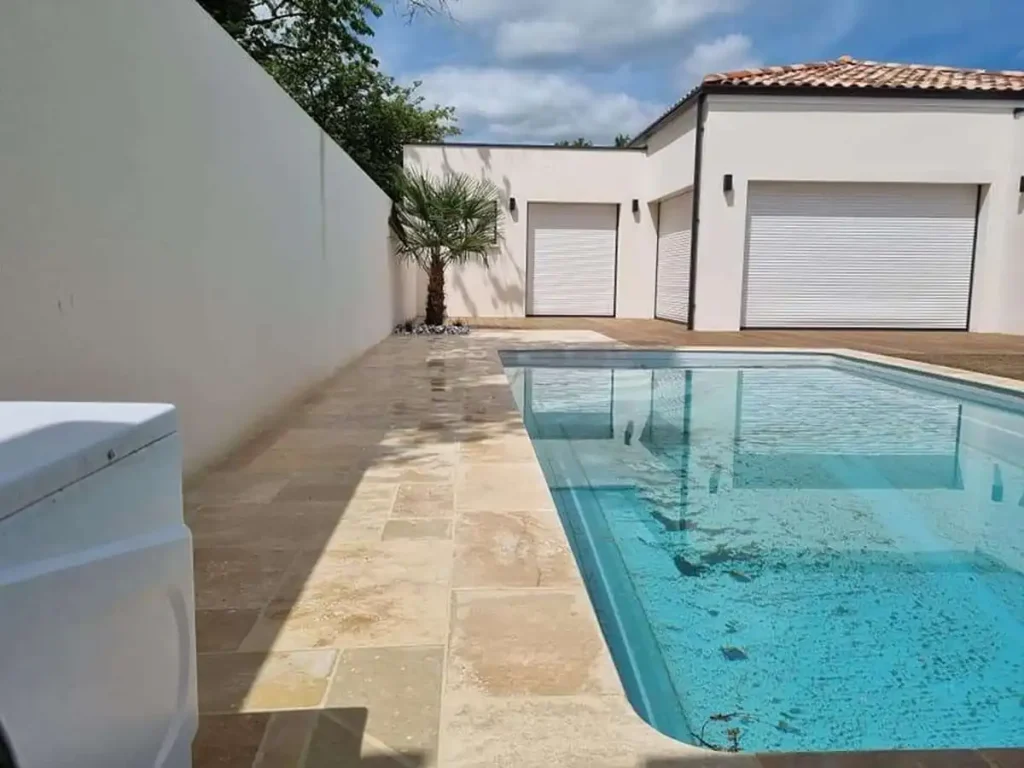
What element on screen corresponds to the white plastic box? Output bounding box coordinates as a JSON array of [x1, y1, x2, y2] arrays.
[[0, 403, 196, 768]]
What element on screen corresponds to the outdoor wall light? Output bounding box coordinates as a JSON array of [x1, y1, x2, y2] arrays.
[[632, 199, 640, 214], [1019, 176, 1024, 193], [509, 197, 517, 212], [723, 173, 734, 193]]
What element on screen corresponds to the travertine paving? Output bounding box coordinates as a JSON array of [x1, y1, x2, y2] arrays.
[[189, 328, 1024, 767], [189, 330, 697, 767]]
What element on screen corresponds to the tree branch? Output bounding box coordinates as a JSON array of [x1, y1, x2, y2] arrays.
[[248, 10, 304, 25], [401, 0, 451, 20]]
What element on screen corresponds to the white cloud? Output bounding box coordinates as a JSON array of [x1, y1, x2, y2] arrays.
[[494, 21, 582, 59], [452, 0, 747, 61], [679, 33, 761, 88], [412, 67, 663, 143], [446, 0, 518, 22]]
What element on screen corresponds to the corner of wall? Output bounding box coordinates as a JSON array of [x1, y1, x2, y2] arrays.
[[971, 178, 1024, 334]]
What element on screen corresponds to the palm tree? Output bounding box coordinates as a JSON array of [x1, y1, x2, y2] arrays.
[[390, 169, 503, 326]]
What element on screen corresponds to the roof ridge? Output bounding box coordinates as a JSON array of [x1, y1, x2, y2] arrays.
[[841, 56, 1024, 78], [702, 59, 834, 84], [707, 55, 1024, 82], [631, 54, 1024, 146], [857, 58, 989, 74]]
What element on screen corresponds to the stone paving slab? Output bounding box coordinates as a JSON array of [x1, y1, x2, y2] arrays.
[[189, 329, 1024, 767]]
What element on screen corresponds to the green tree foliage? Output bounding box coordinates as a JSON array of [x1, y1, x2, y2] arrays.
[[199, 0, 252, 40], [390, 170, 502, 325], [196, 0, 458, 195], [199, 0, 445, 65], [614, 133, 633, 147], [554, 137, 594, 147]]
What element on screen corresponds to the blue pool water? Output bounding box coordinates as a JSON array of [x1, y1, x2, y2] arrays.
[[503, 351, 1024, 754]]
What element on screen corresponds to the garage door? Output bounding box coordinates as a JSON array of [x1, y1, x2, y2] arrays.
[[655, 192, 692, 323], [528, 203, 618, 316], [743, 182, 977, 329]]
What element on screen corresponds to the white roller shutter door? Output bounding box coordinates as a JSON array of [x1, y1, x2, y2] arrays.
[[528, 203, 618, 316], [655, 192, 692, 323], [743, 182, 977, 329]]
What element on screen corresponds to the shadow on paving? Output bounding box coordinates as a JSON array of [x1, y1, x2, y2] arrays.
[[193, 707, 428, 767], [186, 335, 530, 766]]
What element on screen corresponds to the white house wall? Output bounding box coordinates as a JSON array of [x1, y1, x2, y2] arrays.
[[695, 94, 1024, 331], [1000, 113, 1024, 334], [645, 106, 697, 202], [404, 95, 1024, 333], [403, 145, 656, 318]]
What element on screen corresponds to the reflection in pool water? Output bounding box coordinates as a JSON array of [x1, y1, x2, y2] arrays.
[[506, 358, 1024, 753]]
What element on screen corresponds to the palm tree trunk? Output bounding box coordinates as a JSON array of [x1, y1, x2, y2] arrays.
[[425, 254, 446, 326]]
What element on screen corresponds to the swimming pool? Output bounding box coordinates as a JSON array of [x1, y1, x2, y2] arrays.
[[502, 350, 1024, 754]]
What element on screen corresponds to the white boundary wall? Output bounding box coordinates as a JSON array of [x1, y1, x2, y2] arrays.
[[0, 0, 415, 472]]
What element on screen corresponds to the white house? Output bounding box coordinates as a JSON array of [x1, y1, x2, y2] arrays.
[[404, 57, 1024, 333]]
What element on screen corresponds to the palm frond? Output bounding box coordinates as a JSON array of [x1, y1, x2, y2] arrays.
[[390, 168, 503, 269]]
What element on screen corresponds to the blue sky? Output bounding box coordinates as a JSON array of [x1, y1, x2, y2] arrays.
[[369, 0, 1024, 144]]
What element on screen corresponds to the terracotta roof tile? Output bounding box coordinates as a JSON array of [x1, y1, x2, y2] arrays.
[[632, 56, 1024, 144], [703, 56, 1024, 93]]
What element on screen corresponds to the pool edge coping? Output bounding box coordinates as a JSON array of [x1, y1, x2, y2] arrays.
[[501, 344, 1024, 397]]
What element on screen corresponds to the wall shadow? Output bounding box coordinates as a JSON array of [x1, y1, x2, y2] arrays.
[[475, 146, 492, 173], [194, 707, 428, 767], [451, 269, 480, 317], [448, 253, 526, 319], [448, 229, 525, 318], [187, 335, 533, 766], [404, 145, 523, 320], [493, 252, 526, 314]]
